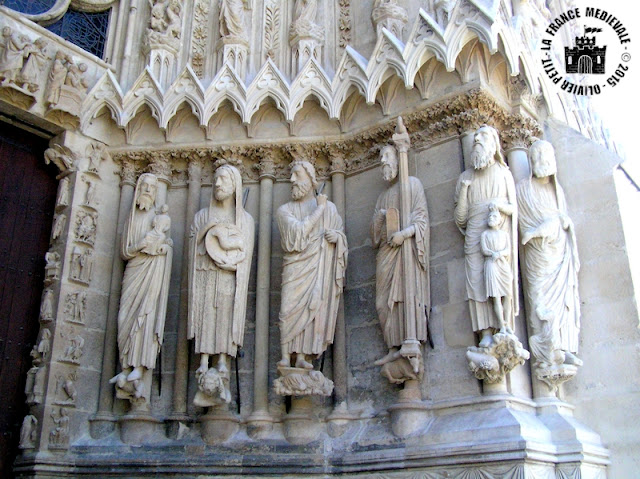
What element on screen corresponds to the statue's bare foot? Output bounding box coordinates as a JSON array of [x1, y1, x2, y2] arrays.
[[127, 366, 143, 382], [563, 351, 583, 366], [295, 356, 313, 369], [196, 364, 209, 375], [374, 348, 400, 366], [277, 357, 290, 368], [478, 331, 493, 348], [218, 361, 228, 375]]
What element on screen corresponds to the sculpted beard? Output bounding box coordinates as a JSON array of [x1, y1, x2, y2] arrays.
[[382, 164, 397, 182], [471, 142, 492, 170], [533, 157, 556, 178], [137, 192, 155, 211], [292, 177, 312, 200]]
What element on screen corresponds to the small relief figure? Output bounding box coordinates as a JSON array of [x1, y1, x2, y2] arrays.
[[44, 144, 77, 173], [44, 251, 61, 283], [64, 292, 86, 325], [188, 164, 254, 407], [84, 178, 97, 208], [19, 415, 38, 449], [0, 26, 28, 85], [61, 330, 84, 364], [86, 142, 108, 175], [75, 211, 98, 245], [273, 160, 347, 397], [46, 51, 69, 107], [37, 328, 52, 360], [147, 0, 182, 48], [64, 61, 88, 93], [55, 372, 78, 405], [52, 213, 66, 241], [17, 37, 49, 92], [49, 408, 70, 449], [40, 288, 55, 322], [25, 345, 47, 405], [219, 0, 249, 41], [70, 247, 93, 285], [480, 204, 514, 335], [290, 0, 323, 40], [111, 174, 172, 406], [56, 177, 70, 209], [371, 0, 408, 39]]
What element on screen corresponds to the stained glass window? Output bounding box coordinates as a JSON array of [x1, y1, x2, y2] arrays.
[[0, 1, 110, 59]]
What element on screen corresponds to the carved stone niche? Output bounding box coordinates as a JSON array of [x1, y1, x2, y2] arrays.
[[54, 371, 78, 406], [371, 0, 408, 39], [63, 291, 86, 325], [75, 210, 98, 245], [58, 327, 85, 365], [48, 407, 70, 450]]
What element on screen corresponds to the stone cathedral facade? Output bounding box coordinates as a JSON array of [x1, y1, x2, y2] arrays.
[[0, 0, 638, 478]]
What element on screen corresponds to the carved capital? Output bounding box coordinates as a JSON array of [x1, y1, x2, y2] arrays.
[[147, 155, 172, 183], [502, 128, 535, 152], [118, 159, 137, 186], [187, 156, 204, 181], [329, 156, 346, 175], [258, 158, 276, 180]]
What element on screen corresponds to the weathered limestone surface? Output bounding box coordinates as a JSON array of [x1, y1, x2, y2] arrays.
[[1, 0, 636, 478]]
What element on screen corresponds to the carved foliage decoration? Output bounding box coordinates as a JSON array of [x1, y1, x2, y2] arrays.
[[338, 0, 352, 48], [263, 0, 281, 61], [191, 0, 210, 77]]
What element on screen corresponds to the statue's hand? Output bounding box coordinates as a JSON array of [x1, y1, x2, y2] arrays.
[[325, 229, 339, 243], [316, 193, 327, 207], [559, 213, 571, 230], [461, 179, 472, 189], [157, 244, 170, 255], [388, 231, 405, 247]]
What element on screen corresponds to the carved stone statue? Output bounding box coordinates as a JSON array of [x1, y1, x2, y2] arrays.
[[147, 0, 182, 48], [45, 51, 69, 107], [371, 138, 430, 385], [52, 213, 66, 241], [219, 0, 248, 40], [40, 288, 54, 322], [0, 27, 27, 85], [274, 160, 347, 396], [290, 0, 323, 40], [19, 415, 37, 449], [188, 163, 254, 407], [454, 125, 528, 383], [517, 139, 582, 391], [44, 251, 60, 283], [371, 0, 408, 38], [17, 38, 49, 93], [56, 177, 70, 209], [49, 408, 69, 448], [111, 173, 173, 404]]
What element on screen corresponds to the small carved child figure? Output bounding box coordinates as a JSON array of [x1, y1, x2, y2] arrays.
[[480, 203, 513, 340], [140, 204, 172, 255]]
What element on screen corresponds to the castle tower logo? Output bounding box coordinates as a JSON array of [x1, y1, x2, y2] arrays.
[[539, 7, 632, 96], [565, 27, 606, 74]]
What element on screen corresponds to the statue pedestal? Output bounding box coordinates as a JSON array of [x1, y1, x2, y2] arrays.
[[282, 396, 322, 445], [535, 397, 610, 476], [217, 37, 249, 80], [246, 409, 275, 439], [88, 412, 116, 439], [388, 379, 430, 437], [200, 405, 239, 445], [119, 409, 163, 444], [326, 402, 359, 438]]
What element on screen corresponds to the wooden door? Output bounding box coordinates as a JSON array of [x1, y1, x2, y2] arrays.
[[0, 123, 56, 478]]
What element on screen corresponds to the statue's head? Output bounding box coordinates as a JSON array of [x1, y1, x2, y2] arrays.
[[2, 26, 11, 38], [471, 125, 503, 170], [214, 164, 238, 201], [379, 145, 398, 182], [136, 174, 158, 211], [487, 203, 502, 229], [528, 139, 557, 178], [290, 160, 317, 200]]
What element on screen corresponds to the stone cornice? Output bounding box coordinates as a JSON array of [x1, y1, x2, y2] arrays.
[[110, 88, 542, 184]]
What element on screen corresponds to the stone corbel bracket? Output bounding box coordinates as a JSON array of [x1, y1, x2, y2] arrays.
[[80, 4, 542, 134]]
